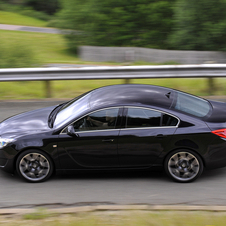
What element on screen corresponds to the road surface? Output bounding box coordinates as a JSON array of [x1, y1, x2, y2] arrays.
[[1, 100, 226, 208], [0, 24, 61, 34]]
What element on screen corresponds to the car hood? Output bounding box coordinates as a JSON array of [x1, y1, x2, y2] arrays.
[[0, 105, 56, 138]]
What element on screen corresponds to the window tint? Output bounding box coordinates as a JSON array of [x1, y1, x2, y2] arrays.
[[125, 108, 178, 128], [173, 92, 211, 117], [72, 108, 119, 131], [126, 108, 161, 128], [162, 114, 178, 126]]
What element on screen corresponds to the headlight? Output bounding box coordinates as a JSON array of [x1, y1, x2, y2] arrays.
[[0, 137, 15, 149]]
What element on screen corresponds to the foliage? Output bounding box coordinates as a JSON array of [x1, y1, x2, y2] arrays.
[[20, 7, 51, 21], [24, 0, 61, 15], [169, 0, 226, 51], [0, 40, 39, 68], [0, 1, 51, 21], [56, 0, 175, 53]]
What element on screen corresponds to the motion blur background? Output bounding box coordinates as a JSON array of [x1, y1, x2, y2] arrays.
[[2, 2, 226, 225], [0, 0, 226, 99]]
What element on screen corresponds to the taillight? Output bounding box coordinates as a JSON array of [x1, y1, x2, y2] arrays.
[[212, 129, 226, 138]]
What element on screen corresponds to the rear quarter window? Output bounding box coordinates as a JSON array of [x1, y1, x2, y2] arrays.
[[172, 92, 211, 118]]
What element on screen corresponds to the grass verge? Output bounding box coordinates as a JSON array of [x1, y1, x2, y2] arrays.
[[0, 78, 225, 100], [1, 210, 226, 226], [0, 30, 225, 99], [0, 30, 79, 65], [0, 11, 47, 27]]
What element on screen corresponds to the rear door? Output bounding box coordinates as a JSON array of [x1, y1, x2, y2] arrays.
[[118, 107, 178, 167]]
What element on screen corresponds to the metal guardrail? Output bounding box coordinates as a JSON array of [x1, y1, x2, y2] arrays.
[[0, 64, 226, 97], [1, 64, 226, 80]]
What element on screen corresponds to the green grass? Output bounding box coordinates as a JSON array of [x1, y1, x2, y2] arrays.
[[0, 11, 47, 27], [0, 30, 225, 99], [0, 78, 225, 100], [132, 60, 180, 65], [0, 30, 79, 64], [35, 78, 226, 98], [0, 30, 128, 66], [23, 208, 54, 220], [2, 211, 226, 226]]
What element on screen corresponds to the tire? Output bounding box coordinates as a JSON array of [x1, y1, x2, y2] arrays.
[[164, 149, 203, 183], [16, 150, 54, 183]]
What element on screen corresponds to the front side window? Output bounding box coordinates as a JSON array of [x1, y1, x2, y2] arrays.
[[72, 108, 120, 131], [126, 108, 178, 128]]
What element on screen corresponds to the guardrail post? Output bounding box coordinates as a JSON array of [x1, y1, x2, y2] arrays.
[[124, 79, 131, 84], [208, 77, 215, 95], [45, 81, 51, 98]]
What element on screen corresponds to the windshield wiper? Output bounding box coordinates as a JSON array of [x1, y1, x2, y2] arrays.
[[48, 103, 66, 128]]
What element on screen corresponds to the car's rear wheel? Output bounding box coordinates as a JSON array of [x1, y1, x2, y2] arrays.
[[16, 150, 53, 182], [164, 150, 203, 183]]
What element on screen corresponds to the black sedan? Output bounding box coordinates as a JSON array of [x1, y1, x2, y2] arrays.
[[1, 84, 226, 183]]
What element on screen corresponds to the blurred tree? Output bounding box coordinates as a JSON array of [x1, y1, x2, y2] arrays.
[[0, 0, 23, 3], [24, 0, 61, 15], [169, 0, 226, 51], [56, 0, 175, 53]]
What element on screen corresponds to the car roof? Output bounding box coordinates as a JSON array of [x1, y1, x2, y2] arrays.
[[88, 84, 175, 109]]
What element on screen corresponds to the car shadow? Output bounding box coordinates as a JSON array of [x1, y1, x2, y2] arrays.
[[200, 167, 226, 180], [53, 167, 226, 183], [54, 169, 167, 181], [2, 167, 226, 183]]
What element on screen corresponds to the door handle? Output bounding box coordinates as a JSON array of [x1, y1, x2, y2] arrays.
[[102, 139, 114, 142], [156, 134, 167, 138]]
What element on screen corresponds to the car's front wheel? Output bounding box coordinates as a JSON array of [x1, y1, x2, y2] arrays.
[[16, 150, 53, 182], [164, 150, 203, 183]]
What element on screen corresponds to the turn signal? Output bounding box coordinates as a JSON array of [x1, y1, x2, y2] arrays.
[[212, 129, 226, 138]]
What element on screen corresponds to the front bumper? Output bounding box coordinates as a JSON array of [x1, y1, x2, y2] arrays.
[[0, 146, 17, 174], [0, 158, 14, 174]]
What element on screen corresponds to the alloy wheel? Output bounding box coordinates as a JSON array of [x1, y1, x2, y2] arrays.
[[17, 151, 52, 182], [166, 151, 202, 182]]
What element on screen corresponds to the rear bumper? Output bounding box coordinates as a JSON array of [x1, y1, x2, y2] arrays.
[[205, 138, 226, 169]]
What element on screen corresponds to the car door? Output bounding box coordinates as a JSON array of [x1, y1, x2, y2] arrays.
[[118, 107, 178, 167], [57, 107, 122, 169]]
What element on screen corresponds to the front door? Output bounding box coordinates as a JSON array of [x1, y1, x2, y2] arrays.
[[57, 107, 122, 169]]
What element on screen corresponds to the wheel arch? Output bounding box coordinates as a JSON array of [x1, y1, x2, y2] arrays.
[[163, 147, 206, 168], [14, 147, 56, 173], [163, 148, 205, 182]]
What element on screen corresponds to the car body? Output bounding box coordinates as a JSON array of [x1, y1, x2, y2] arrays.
[[1, 84, 226, 183]]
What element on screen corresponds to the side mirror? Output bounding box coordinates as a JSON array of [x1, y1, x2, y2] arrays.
[[66, 125, 79, 137]]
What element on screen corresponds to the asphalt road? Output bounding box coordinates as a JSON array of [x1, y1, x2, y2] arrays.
[[1, 100, 226, 208], [0, 24, 61, 34]]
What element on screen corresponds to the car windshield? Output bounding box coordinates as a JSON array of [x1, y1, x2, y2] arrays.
[[172, 91, 211, 117], [54, 92, 91, 128]]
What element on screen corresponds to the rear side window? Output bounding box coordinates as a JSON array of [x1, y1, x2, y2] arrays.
[[126, 108, 161, 128], [126, 108, 178, 128], [173, 92, 211, 117], [162, 114, 178, 126]]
